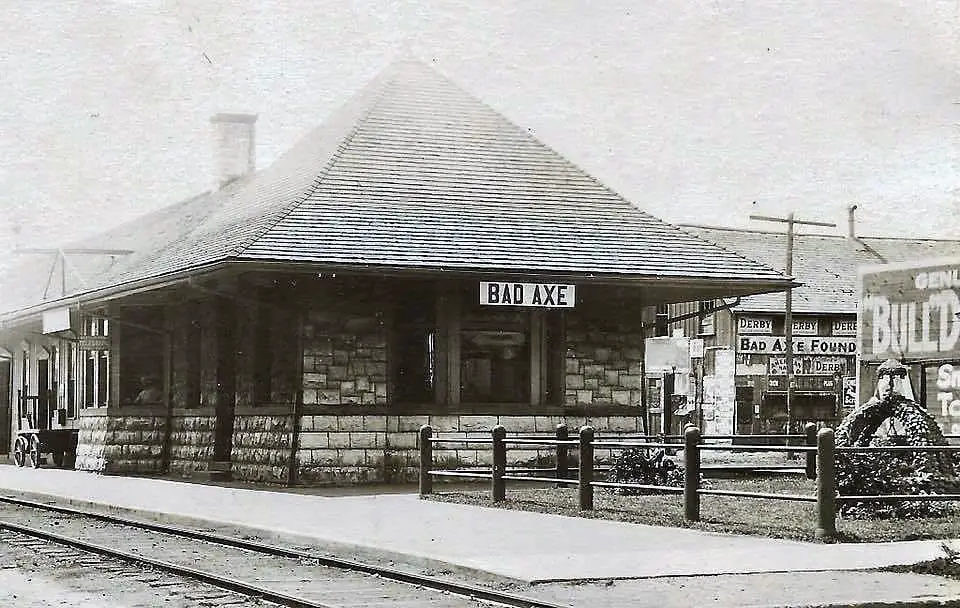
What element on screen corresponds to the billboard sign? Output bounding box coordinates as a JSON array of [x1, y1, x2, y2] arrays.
[[859, 257, 960, 361], [924, 362, 960, 435]]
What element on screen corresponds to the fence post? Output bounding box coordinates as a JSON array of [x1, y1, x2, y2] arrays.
[[419, 425, 433, 496], [556, 423, 568, 487], [684, 426, 701, 521], [578, 426, 595, 510], [492, 425, 506, 502], [815, 428, 836, 538], [805, 422, 817, 480]]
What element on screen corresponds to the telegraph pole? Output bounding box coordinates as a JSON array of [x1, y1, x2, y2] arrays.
[[750, 213, 836, 440]]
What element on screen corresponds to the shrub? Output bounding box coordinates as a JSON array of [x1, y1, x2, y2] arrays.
[[836, 443, 956, 519], [834, 395, 960, 520], [608, 447, 685, 495]]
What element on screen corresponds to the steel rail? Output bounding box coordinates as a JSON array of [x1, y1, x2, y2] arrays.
[[0, 520, 336, 608], [0, 494, 572, 608]]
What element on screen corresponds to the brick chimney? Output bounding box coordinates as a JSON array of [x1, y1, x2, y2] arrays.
[[847, 203, 858, 238], [210, 113, 257, 189]]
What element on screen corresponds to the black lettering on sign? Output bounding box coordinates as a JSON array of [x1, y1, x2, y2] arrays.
[[513, 284, 524, 304], [532, 286, 543, 305], [556, 285, 567, 306], [501, 283, 512, 304], [488, 283, 500, 304], [542, 284, 557, 305]]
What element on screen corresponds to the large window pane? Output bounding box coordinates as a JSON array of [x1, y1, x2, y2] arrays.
[[460, 307, 530, 404]]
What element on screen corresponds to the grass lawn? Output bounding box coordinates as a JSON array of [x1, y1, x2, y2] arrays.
[[426, 475, 960, 544]]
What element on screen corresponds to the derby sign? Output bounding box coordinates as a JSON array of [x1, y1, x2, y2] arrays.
[[479, 282, 576, 308]]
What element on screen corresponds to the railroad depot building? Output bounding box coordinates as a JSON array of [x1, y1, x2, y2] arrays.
[[0, 60, 794, 484], [654, 218, 960, 439]]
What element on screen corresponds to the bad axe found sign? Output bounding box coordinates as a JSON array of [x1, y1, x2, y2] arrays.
[[480, 282, 575, 308]]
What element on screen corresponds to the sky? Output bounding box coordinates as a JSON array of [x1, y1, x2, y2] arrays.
[[1, 0, 959, 264]]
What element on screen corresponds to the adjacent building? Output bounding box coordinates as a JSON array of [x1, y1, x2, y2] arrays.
[[0, 59, 793, 484], [654, 213, 960, 438]]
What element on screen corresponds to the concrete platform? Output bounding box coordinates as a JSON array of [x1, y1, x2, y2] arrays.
[[0, 465, 958, 605]]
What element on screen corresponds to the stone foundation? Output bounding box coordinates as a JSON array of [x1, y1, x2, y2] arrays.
[[75, 410, 166, 474], [295, 414, 641, 484], [231, 414, 294, 482], [168, 414, 216, 475]]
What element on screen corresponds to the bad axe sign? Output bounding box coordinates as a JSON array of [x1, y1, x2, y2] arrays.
[[480, 282, 575, 308]]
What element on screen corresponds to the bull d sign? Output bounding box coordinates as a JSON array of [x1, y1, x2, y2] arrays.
[[480, 282, 576, 308], [859, 260, 960, 360]]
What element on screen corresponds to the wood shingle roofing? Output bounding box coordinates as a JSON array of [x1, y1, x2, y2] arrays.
[[681, 224, 960, 314], [1, 59, 792, 320]]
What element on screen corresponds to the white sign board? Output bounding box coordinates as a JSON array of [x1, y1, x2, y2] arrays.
[[645, 336, 690, 373], [737, 316, 773, 334], [737, 335, 857, 355], [42, 307, 71, 334], [689, 338, 704, 358], [831, 319, 857, 337], [479, 282, 575, 308], [791, 318, 820, 336]]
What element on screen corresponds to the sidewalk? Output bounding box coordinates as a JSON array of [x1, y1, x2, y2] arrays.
[[0, 465, 957, 606]]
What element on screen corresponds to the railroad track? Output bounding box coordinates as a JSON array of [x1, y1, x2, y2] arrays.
[[0, 494, 570, 608]]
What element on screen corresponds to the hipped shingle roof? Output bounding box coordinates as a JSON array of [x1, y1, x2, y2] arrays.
[[1, 59, 792, 321]]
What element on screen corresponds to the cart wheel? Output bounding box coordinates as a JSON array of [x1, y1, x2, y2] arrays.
[[52, 451, 65, 468], [13, 436, 27, 467], [28, 435, 41, 469]]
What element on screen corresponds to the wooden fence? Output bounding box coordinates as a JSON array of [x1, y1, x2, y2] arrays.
[[418, 424, 960, 538]]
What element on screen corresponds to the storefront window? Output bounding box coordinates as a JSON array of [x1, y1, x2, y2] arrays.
[[654, 304, 670, 337], [698, 300, 715, 335]]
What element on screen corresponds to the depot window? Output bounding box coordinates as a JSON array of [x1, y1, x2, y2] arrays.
[[82, 317, 110, 408], [457, 289, 563, 406], [391, 282, 564, 407]]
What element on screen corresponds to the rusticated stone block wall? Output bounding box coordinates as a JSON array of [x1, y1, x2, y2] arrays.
[[231, 414, 294, 483], [75, 413, 109, 472], [75, 413, 166, 474], [168, 415, 216, 475], [295, 414, 642, 485], [301, 311, 388, 406], [564, 312, 646, 407]]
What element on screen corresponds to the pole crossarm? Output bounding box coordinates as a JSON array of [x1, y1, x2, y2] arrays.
[[748, 215, 837, 228]]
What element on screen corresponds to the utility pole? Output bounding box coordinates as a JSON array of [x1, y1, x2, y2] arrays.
[[750, 213, 835, 440]]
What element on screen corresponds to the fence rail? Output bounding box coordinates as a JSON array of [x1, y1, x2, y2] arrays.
[[419, 423, 960, 538]]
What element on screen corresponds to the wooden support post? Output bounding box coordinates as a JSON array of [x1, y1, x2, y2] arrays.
[[419, 425, 433, 496], [805, 422, 818, 480], [578, 426, 594, 510], [816, 428, 837, 538], [492, 425, 507, 502], [555, 423, 568, 487], [684, 426, 701, 521]]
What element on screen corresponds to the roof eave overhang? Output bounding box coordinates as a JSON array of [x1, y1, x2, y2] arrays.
[[0, 261, 232, 330], [0, 258, 796, 330], [232, 258, 794, 284]]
